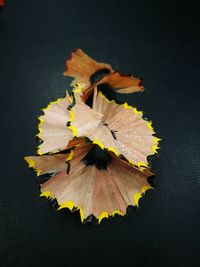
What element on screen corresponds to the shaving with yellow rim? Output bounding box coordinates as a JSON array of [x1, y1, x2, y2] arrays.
[[24, 50, 161, 224]]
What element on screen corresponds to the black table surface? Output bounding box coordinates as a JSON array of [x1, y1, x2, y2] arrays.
[[0, 1, 199, 266]]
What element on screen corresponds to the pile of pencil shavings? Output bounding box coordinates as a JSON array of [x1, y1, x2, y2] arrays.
[[25, 49, 160, 224]]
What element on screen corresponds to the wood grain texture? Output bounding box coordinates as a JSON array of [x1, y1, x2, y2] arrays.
[[0, 0, 199, 266]]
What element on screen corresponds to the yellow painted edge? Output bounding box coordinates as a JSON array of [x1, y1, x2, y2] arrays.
[[97, 92, 161, 167], [147, 122, 161, 154], [141, 185, 154, 194], [92, 139, 120, 157], [98, 91, 143, 115], [40, 191, 85, 222], [40, 190, 128, 224], [40, 191, 55, 200], [40, 186, 153, 223], [133, 185, 154, 208], [66, 150, 74, 162], [68, 109, 75, 121], [98, 212, 109, 223], [58, 201, 85, 222], [147, 121, 155, 133], [67, 92, 122, 162], [70, 80, 76, 87], [107, 146, 120, 156], [152, 137, 161, 154], [67, 84, 83, 137], [98, 209, 125, 224], [98, 91, 116, 104], [25, 157, 35, 168], [37, 92, 72, 155], [128, 159, 148, 169], [66, 90, 73, 105], [71, 90, 161, 168], [36, 169, 42, 176], [68, 125, 77, 137], [92, 137, 160, 170], [72, 83, 83, 93], [92, 139, 105, 150], [134, 193, 142, 207], [67, 108, 78, 138], [24, 157, 42, 176]]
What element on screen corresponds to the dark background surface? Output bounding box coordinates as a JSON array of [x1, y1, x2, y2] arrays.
[[0, 0, 199, 266]]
